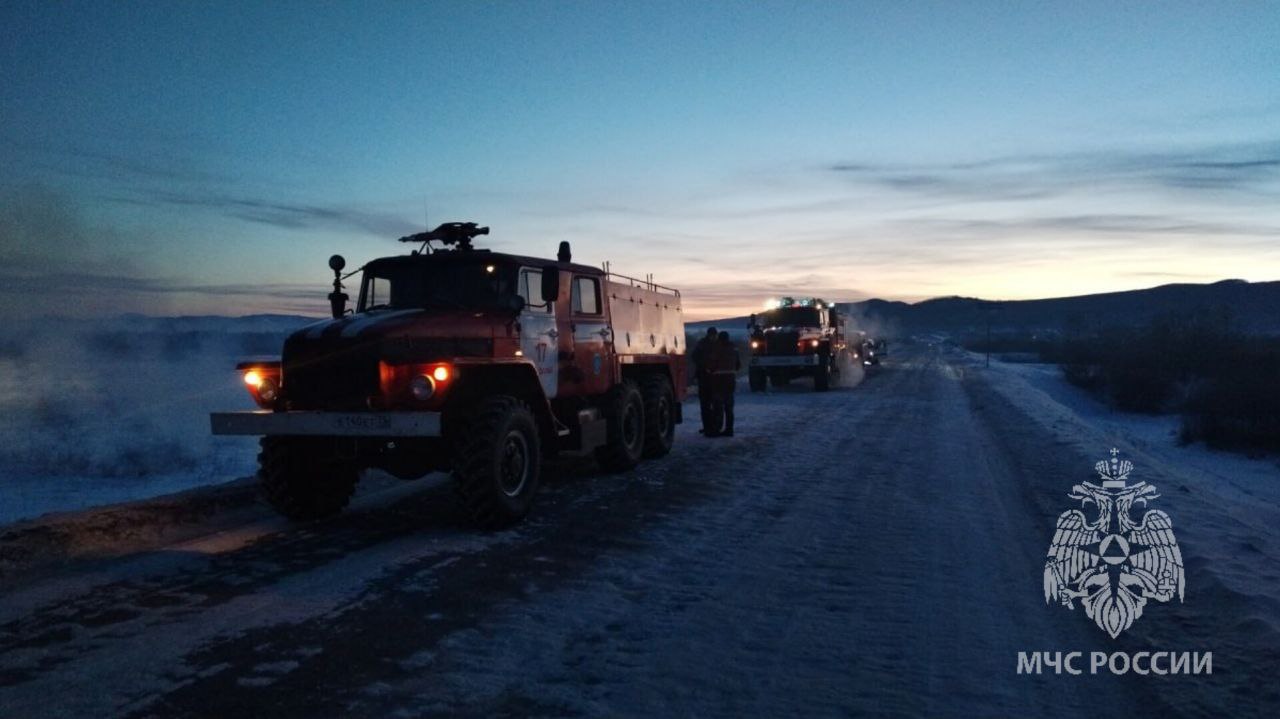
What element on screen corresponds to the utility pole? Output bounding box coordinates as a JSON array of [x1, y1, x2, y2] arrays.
[[980, 301, 1002, 368]]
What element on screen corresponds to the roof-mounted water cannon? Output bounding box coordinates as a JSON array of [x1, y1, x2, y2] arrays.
[[398, 222, 490, 253]]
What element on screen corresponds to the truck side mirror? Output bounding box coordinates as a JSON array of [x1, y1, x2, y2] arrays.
[[541, 269, 560, 306]]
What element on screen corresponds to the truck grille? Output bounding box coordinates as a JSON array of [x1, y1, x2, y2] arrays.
[[394, 337, 493, 361], [765, 331, 799, 355], [283, 338, 380, 410]]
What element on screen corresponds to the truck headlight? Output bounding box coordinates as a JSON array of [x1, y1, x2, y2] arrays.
[[256, 376, 279, 402], [239, 363, 282, 409], [410, 374, 436, 400], [380, 361, 453, 405]]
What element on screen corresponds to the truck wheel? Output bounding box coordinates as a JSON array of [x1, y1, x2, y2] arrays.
[[258, 437, 358, 521], [453, 396, 541, 529], [814, 360, 832, 391], [748, 368, 766, 392], [595, 380, 645, 472], [640, 375, 676, 458]]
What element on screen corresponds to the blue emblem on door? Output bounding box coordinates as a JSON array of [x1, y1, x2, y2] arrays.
[[592, 353, 603, 375]]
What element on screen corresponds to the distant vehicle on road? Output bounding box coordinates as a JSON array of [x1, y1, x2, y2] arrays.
[[747, 297, 852, 392], [212, 222, 686, 527], [861, 336, 888, 366]]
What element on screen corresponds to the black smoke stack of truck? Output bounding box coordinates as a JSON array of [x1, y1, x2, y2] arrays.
[[747, 298, 851, 392], [211, 222, 686, 528]]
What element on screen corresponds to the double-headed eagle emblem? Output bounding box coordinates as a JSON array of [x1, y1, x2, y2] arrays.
[[1044, 449, 1184, 638]]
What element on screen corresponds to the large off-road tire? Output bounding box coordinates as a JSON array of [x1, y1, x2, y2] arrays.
[[594, 380, 646, 472], [814, 356, 832, 391], [748, 368, 766, 392], [258, 436, 358, 521], [640, 374, 676, 458], [452, 396, 541, 529]]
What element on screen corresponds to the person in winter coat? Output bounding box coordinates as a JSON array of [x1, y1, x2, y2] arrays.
[[692, 327, 718, 434], [709, 330, 740, 437]]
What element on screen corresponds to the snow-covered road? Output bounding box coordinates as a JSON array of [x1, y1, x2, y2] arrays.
[[1, 343, 1275, 717]]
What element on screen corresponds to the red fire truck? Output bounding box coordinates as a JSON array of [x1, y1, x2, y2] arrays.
[[747, 297, 851, 392], [212, 223, 686, 528]]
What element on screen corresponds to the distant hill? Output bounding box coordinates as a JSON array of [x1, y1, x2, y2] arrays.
[[844, 280, 1280, 337], [690, 280, 1280, 339]]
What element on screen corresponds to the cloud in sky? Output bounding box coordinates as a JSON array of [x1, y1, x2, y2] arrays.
[[825, 140, 1280, 199], [7, 138, 420, 240], [7, 131, 1280, 319], [0, 187, 329, 317], [110, 190, 419, 238], [509, 143, 1276, 314]]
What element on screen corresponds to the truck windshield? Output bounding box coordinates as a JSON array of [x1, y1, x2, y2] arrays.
[[358, 260, 516, 312], [761, 307, 823, 327]]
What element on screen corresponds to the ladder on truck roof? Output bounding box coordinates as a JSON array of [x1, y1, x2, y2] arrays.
[[601, 262, 681, 298]]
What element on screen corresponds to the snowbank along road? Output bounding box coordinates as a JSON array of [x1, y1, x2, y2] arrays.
[[0, 342, 1276, 717]]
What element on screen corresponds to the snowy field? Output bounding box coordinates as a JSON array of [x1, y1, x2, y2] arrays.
[[0, 315, 312, 525]]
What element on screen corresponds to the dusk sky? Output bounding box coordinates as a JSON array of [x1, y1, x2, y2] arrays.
[[2, 1, 1278, 320]]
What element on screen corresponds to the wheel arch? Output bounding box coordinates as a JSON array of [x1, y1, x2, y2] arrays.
[[620, 361, 674, 387], [620, 362, 681, 423], [445, 363, 559, 444]]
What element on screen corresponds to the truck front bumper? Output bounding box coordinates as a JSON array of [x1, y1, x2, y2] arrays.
[[750, 355, 820, 368], [210, 411, 443, 437]]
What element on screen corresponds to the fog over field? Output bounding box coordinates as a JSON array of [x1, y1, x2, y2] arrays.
[[0, 315, 310, 523]]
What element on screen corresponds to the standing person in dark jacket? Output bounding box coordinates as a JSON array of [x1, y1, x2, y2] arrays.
[[711, 330, 740, 437], [692, 327, 718, 434]]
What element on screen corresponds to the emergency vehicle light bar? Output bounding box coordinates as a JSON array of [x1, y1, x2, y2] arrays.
[[765, 297, 829, 309]]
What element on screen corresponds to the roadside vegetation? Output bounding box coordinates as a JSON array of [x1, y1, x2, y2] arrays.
[[964, 311, 1280, 454]]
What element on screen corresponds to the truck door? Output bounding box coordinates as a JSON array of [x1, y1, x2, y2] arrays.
[[568, 274, 613, 396], [518, 267, 558, 399]]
